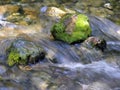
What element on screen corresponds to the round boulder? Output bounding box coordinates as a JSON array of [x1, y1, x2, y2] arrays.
[[51, 14, 92, 44]]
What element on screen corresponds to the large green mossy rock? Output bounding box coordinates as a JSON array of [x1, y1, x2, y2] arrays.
[[51, 14, 92, 44], [7, 39, 45, 66]]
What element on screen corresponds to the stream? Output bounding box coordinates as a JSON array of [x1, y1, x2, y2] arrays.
[[0, 1, 120, 90]]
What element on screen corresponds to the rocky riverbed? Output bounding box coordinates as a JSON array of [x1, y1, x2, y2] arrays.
[[0, 0, 120, 90]]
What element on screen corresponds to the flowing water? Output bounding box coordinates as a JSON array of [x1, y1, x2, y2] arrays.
[[0, 2, 120, 90]]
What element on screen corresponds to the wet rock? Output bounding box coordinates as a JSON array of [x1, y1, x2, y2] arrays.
[[44, 6, 66, 19], [51, 14, 92, 44], [40, 6, 75, 21], [7, 38, 46, 66], [40, 6, 66, 22], [83, 37, 107, 52]]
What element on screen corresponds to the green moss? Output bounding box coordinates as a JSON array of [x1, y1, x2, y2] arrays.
[[0, 76, 2, 81], [51, 14, 92, 44], [51, 22, 65, 33], [7, 49, 27, 66], [74, 14, 91, 36]]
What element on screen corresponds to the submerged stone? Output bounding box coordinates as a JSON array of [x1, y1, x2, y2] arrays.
[[51, 14, 92, 44], [0, 5, 39, 25], [7, 39, 45, 66]]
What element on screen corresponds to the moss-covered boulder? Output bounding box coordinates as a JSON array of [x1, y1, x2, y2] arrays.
[[7, 39, 45, 66], [51, 14, 92, 44]]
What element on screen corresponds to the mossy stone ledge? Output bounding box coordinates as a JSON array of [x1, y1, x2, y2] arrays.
[[51, 14, 92, 44], [7, 39, 45, 66]]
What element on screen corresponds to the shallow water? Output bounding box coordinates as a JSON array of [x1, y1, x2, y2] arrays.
[[0, 1, 120, 90], [0, 16, 120, 90]]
